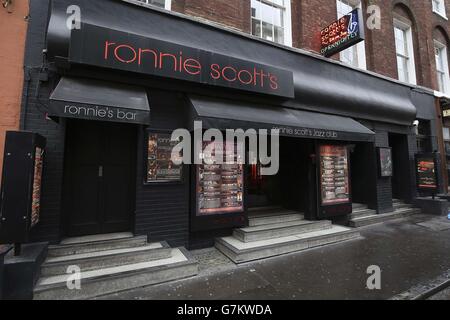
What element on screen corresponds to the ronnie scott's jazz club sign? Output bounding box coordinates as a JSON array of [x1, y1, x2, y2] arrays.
[[320, 8, 365, 57]]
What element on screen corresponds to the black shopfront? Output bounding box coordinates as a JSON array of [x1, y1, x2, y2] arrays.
[[18, 0, 438, 249]]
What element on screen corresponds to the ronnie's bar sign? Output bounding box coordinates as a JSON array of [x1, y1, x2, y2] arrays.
[[320, 8, 365, 57], [69, 24, 295, 98]]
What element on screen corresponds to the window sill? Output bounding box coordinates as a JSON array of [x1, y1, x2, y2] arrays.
[[433, 10, 448, 20]]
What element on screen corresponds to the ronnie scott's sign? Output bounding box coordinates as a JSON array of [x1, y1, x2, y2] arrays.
[[69, 24, 295, 98], [320, 8, 365, 57]]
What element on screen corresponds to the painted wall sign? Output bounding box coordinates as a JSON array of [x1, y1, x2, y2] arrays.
[[320, 8, 365, 57], [69, 24, 295, 98]]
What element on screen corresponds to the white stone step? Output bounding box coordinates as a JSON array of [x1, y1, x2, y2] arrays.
[[234, 220, 332, 243], [41, 242, 172, 277], [216, 226, 360, 264], [349, 208, 421, 228], [48, 235, 148, 257], [352, 203, 368, 210], [248, 213, 304, 227], [350, 208, 377, 219], [34, 248, 198, 300], [393, 203, 412, 210]]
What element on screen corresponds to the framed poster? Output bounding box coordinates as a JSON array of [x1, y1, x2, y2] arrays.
[[146, 131, 183, 183], [415, 153, 439, 192], [378, 147, 393, 177], [319, 145, 351, 205], [196, 140, 244, 216], [31, 147, 44, 227]]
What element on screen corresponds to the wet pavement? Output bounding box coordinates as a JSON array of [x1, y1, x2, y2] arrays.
[[99, 214, 450, 300]]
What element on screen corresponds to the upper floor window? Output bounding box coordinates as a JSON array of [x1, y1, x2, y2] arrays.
[[432, 0, 447, 18], [336, 0, 366, 69], [394, 20, 417, 85], [251, 0, 292, 46], [136, 0, 171, 10], [435, 41, 450, 94]]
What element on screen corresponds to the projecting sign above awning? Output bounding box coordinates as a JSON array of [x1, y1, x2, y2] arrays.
[[49, 77, 150, 124]]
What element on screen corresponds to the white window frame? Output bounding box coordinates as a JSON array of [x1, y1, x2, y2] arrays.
[[434, 40, 450, 94], [393, 19, 417, 85], [251, 0, 293, 47], [432, 0, 448, 19], [336, 0, 367, 70], [135, 0, 171, 10]]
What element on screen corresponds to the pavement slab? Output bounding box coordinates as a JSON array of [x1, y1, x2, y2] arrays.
[[98, 214, 450, 300]]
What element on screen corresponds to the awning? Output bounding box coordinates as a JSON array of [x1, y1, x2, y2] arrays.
[[189, 95, 375, 142], [49, 77, 150, 125]]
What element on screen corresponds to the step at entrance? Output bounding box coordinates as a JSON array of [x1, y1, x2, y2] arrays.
[[34, 233, 198, 300], [349, 200, 420, 228], [248, 207, 304, 227], [216, 208, 360, 264]]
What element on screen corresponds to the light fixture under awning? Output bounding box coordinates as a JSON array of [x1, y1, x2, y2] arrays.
[[189, 95, 375, 142], [49, 77, 150, 125]]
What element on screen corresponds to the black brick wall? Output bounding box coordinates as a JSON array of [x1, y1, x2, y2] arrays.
[[22, 0, 65, 244]]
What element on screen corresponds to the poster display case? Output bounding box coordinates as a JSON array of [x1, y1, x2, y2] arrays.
[[415, 153, 439, 193], [146, 131, 183, 183], [317, 144, 352, 218], [0, 132, 46, 244], [378, 147, 393, 177], [191, 141, 245, 232]]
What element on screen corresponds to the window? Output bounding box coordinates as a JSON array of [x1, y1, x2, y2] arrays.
[[415, 120, 432, 153], [432, 0, 447, 18], [394, 20, 417, 85], [251, 0, 292, 46], [336, 0, 366, 69], [435, 41, 450, 94], [136, 0, 171, 10], [443, 127, 450, 155]]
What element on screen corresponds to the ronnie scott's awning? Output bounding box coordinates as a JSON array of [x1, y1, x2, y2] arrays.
[[49, 77, 150, 125], [189, 95, 375, 142]]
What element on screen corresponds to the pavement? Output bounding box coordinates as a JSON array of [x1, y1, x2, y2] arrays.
[[98, 214, 450, 300]]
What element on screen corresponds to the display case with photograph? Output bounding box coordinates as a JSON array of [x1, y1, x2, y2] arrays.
[[415, 153, 439, 192], [378, 147, 393, 177], [196, 141, 244, 216], [146, 131, 183, 183], [319, 145, 351, 206]]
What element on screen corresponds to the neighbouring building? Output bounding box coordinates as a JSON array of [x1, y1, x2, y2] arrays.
[[0, 0, 29, 180]]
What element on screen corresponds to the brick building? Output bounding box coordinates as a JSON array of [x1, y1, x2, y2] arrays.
[[0, 0, 448, 298], [0, 0, 29, 180]]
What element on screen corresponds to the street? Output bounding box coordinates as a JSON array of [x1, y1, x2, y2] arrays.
[[98, 214, 450, 300]]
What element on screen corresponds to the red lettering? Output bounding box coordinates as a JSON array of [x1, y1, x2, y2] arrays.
[[114, 44, 137, 64], [222, 66, 237, 82], [238, 69, 253, 85], [104, 41, 116, 60], [183, 58, 202, 75], [210, 64, 221, 80], [159, 52, 178, 71], [270, 75, 278, 90], [138, 48, 158, 67]]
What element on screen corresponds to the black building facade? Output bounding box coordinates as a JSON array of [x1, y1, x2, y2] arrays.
[[20, 0, 439, 249]]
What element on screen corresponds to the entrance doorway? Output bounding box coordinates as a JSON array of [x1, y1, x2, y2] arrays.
[[246, 137, 315, 215], [389, 133, 411, 201], [63, 120, 137, 237]]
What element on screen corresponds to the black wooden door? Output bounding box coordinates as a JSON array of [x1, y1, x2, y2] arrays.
[[64, 120, 136, 237]]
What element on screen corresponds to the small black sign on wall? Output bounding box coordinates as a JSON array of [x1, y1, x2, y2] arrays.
[[0, 132, 46, 244]]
